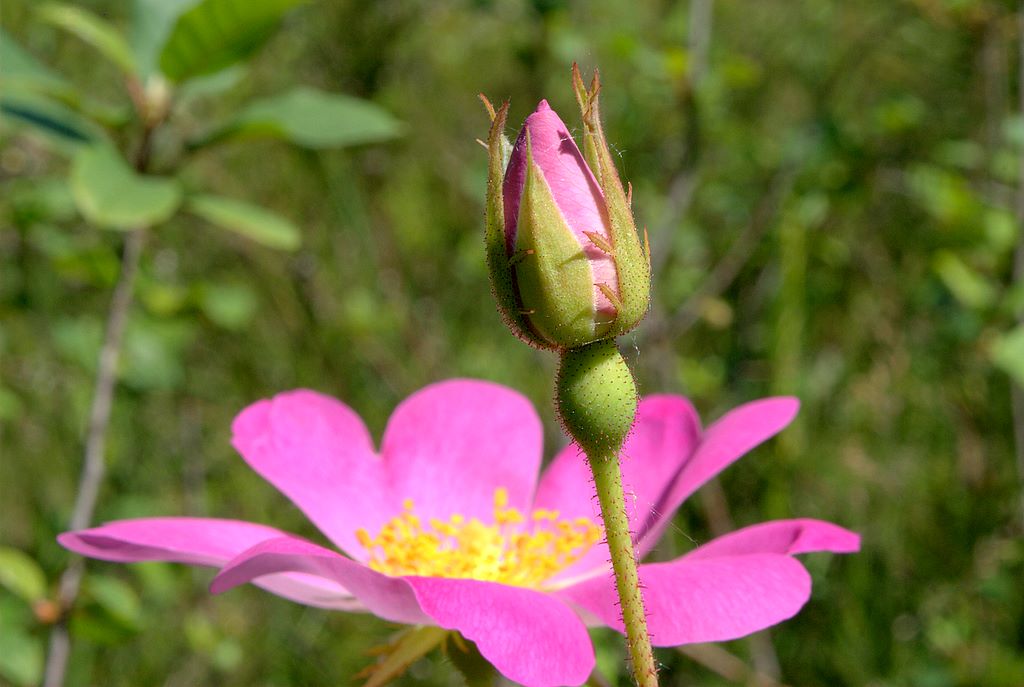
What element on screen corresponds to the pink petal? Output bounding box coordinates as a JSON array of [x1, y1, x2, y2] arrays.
[[534, 395, 701, 584], [210, 536, 429, 625], [381, 379, 542, 523], [503, 100, 617, 312], [231, 390, 398, 560], [559, 554, 811, 645], [406, 577, 593, 687], [683, 519, 861, 561], [638, 397, 799, 547], [58, 518, 357, 610]]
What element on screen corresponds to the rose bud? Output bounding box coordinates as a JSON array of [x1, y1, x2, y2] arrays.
[[482, 66, 650, 351]]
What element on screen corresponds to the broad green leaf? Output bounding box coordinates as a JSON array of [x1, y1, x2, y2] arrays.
[[158, 0, 305, 82], [0, 28, 71, 97], [0, 33, 128, 129], [187, 194, 300, 250], [0, 92, 104, 150], [0, 628, 42, 687], [991, 325, 1024, 388], [70, 145, 182, 230], [130, 0, 198, 78], [176, 65, 246, 105], [38, 3, 137, 76], [198, 86, 403, 149], [0, 547, 47, 603]]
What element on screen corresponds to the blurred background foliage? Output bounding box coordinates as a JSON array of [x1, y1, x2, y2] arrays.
[[2, 0, 1023, 685]]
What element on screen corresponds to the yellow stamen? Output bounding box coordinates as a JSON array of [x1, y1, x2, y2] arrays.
[[358, 488, 602, 589]]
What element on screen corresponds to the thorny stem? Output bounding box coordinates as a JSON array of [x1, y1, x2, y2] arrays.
[[43, 119, 157, 687], [587, 449, 659, 687]]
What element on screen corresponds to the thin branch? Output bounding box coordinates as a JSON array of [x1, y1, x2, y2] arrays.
[[43, 119, 157, 687], [42, 228, 145, 687]]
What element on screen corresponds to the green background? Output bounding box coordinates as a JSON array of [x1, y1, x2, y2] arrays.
[[2, 0, 1022, 685]]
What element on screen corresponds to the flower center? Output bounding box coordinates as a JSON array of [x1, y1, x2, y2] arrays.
[[355, 488, 602, 588]]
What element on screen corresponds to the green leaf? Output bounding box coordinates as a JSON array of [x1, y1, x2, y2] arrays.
[[198, 87, 403, 149], [0, 547, 47, 603], [0, 28, 72, 97], [38, 3, 137, 76], [187, 194, 300, 250], [130, 0, 198, 78], [70, 145, 182, 230], [1, 92, 102, 148], [0, 627, 42, 687], [991, 325, 1024, 388], [158, 0, 305, 82], [176, 65, 246, 105]]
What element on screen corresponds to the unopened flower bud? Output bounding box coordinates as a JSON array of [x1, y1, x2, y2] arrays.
[[482, 67, 650, 351]]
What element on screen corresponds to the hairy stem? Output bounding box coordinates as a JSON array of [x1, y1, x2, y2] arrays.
[[588, 448, 658, 687], [555, 340, 657, 687]]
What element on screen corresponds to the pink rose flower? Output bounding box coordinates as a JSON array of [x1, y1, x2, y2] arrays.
[[60, 380, 858, 687]]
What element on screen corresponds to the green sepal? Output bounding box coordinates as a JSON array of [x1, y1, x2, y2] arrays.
[[515, 138, 603, 349], [572, 64, 602, 183], [359, 626, 448, 687], [484, 100, 552, 349], [574, 65, 651, 337], [555, 339, 638, 457]]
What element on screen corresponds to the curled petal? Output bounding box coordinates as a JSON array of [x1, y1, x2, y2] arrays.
[[58, 518, 356, 609], [683, 519, 861, 561], [210, 536, 429, 625]]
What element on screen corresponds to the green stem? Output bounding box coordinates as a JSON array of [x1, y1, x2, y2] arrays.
[[555, 340, 658, 687], [588, 449, 658, 687]]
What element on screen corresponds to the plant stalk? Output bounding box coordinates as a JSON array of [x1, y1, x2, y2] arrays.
[[42, 228, 145, 687], [43, 116, 158, 687], [587, 449, 658, 687]]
